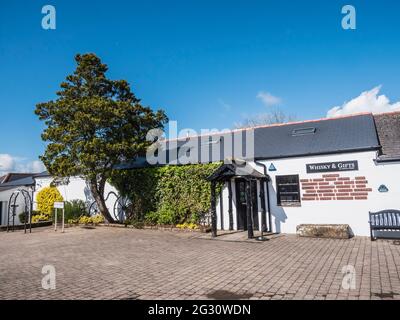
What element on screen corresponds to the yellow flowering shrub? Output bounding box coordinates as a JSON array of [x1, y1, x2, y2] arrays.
[[176, 222, 199, 230], [37, 187, 64, 217], [68, 214, 104, 225], [31, 213, 50, 223]]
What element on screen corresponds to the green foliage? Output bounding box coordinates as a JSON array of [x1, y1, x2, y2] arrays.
[[19, 211, 40, 224], [35, 53, 167, 222], [110, 163, 221, 225], [64, 200, 88, 221], [36, 187, 64, 216]]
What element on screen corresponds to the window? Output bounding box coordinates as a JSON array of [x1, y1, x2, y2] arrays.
[[276, 175, 301, 206], [292, 127, 316, 136]]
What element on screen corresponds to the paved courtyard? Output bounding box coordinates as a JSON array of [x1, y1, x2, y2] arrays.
[[0, 226, 400, 300]]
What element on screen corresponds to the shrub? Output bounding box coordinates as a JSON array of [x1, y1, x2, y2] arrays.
[[64, 200, 88, 221], [31, 213, 50, 223], [144, 211, 158, 225], [157, 205, 175, 225], [36, 187, 64, 217], [176, 222, 199, 230], [68, 214, 104, 225], [19, 211, 42, 223]]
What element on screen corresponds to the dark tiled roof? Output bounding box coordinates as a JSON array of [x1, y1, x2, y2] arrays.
[[374, 111, 400, 159], [1, 173, 35, 184], [252, 113, 379, 159], [0, 173, 36, 191], [118, 113, 381, 169]]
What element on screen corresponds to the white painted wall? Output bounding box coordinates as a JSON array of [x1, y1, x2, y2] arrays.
[[33, 176, 119, 215], [218, 151, 400, 237]]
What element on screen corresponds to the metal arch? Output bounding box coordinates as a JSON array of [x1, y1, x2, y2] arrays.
[[7, 188, 33, 233]]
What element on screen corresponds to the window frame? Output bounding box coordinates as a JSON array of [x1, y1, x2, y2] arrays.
[[275, 174, 301, 207]]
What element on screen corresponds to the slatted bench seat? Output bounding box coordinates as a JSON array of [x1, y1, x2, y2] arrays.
[[369, 210, 400, 241]]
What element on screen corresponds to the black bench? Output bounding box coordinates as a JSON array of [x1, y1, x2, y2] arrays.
[[369, 210, 400, 241]]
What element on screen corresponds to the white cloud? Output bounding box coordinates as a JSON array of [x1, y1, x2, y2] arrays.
[[0, 154, 45, 176], [327, 86, 400, 118], [0, 154, 15, 172], [257, 91, 282, 107]]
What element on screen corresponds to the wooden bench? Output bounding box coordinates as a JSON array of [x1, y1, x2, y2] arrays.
[[369, 210, 400, 241]]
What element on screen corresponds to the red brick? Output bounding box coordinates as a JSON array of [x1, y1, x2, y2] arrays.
[[304, 190, 318, 197], [313, 178, 324, 182], [300, 179, 309, 183], [336, 185, 353, 189], [319, 197, 333, 200], [325, 178, 337, 181], [344, 181, 355, 185], [302, 186, 315, 190], [335, 189, 353, 193], [355, 196, 368, 200], [354, 188, 372, 192], [351, 192, 368, 196], [301, 182, 318, 186], [319, 185, 335, 189], [336, 192, 350, 196], [323, 193, 336, 197], [317, 189, 334, 193], [338, 177, 350, 181], [318, 182, 330, 186], [334, 181, 343, 185], [355, 180, 368, 185], [322, 174, 340, 178], [336, 196, 354, 200], [355, 176, 366, 180], [354, 184, 366, 189]]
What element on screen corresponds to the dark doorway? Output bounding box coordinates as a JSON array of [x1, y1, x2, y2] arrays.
[[235, 179, 259, 231]]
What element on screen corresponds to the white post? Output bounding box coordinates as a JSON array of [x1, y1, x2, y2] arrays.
[[54, 208, 57, 232], [61, 208, 65, 233]]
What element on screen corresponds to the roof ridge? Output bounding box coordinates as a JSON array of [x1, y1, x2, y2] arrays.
[[373, 110, 400, 116]]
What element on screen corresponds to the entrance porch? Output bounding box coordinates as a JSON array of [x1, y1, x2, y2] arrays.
[[207, 162, 271, 239]]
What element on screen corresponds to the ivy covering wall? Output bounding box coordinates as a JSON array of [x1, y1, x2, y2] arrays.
[[110, 163, 221, 225]]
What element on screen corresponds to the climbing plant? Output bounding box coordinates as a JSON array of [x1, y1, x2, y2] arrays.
[[110, 163, 222, 225]]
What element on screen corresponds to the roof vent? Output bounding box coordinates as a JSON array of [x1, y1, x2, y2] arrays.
[[291, 127, 316, 136]]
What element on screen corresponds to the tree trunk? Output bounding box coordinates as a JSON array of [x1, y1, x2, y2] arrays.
[[89, 178, 115, 223]]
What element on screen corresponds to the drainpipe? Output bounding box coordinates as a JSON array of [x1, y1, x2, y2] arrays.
[[255, 160, 272, 233]]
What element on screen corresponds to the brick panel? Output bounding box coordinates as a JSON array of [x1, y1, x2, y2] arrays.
[[301, 174, 372, 201]]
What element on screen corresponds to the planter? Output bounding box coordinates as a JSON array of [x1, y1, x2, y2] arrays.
[[296, 224, 353, 239]]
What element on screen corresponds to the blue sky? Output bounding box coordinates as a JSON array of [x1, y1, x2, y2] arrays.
[[1, 0, 400, 173]]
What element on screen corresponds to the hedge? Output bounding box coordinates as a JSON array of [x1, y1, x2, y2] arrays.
[[110, 163, 222, 225]]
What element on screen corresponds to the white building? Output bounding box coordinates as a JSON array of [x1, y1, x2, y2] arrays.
[[0, 173, 117, 227], [212, 112, 400, 237], [1, 111, 399, 238], [142, 111, 400, 237]]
